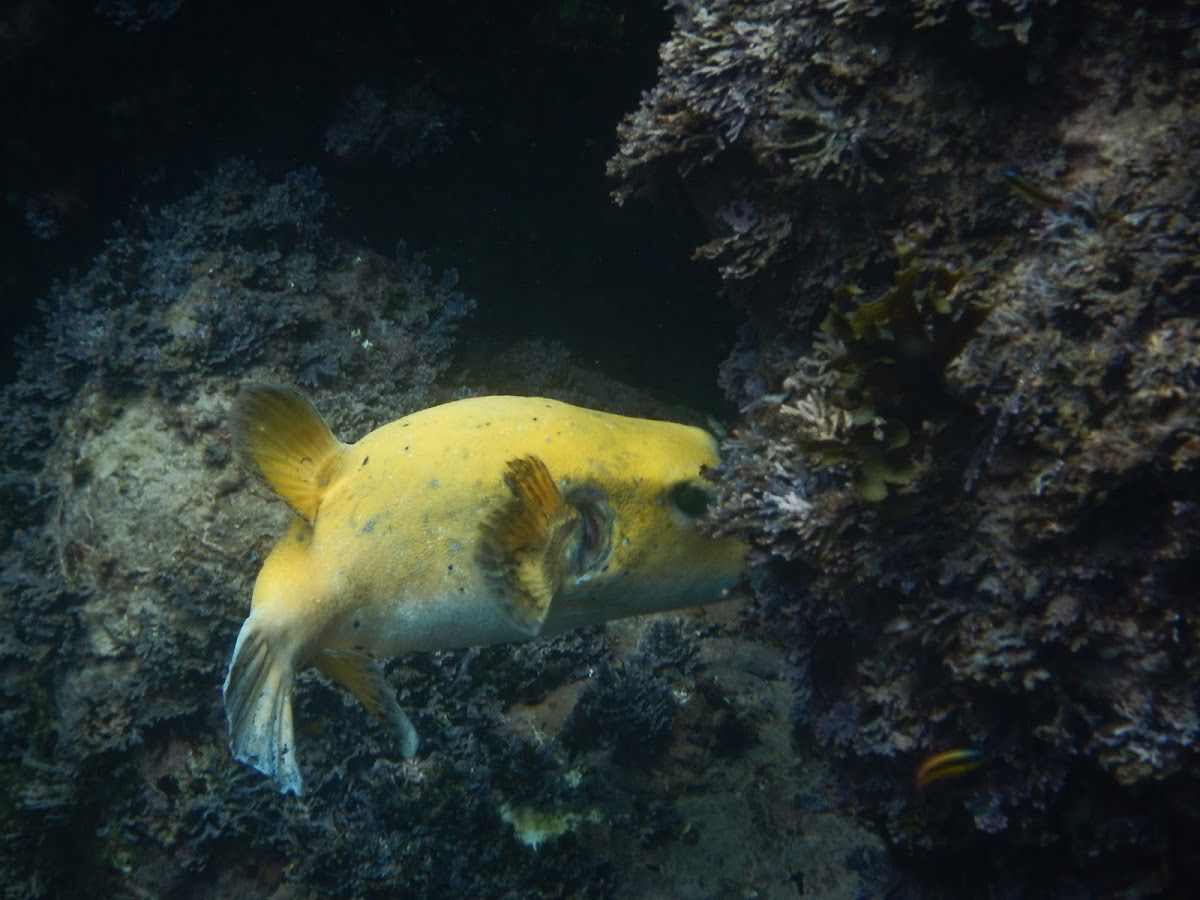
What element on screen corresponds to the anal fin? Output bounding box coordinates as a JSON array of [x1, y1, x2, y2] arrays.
[[317, 649, 419, 759]]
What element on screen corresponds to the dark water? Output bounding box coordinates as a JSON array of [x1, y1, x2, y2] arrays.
[[0, 0, 737, 411]]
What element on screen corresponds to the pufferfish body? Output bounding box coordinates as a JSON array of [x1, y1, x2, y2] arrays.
[[223, 385, 746, 794]]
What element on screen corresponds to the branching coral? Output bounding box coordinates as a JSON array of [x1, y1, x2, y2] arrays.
[[607, 0, 1066, 284], [711, 229, 984, 560], [559, 619, 702, 765], [609, 0, 900, 279]]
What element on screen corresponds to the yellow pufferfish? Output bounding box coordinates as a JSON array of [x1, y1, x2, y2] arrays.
[[224, 385, 747, 794]]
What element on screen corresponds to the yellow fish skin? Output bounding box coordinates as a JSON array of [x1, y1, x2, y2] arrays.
[[223, 385, 747, 794]]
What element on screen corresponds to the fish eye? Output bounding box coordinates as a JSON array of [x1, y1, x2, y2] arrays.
[[670, 481, 714, 519]]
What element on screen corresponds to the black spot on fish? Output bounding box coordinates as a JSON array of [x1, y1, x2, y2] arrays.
[[404, 446, 410, 451], [403, 422, 410, 427], [361, 519, 375, 534], [447, 564, 454, 572], [353, 618, 362, 630], [430, 478, 439, 488], [362, 456, 369, 466], [532, 417, 538, 421]]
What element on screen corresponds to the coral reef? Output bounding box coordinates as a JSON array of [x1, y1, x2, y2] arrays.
[[611, 0, 1200, 894], [5, 0, 1198, 894]]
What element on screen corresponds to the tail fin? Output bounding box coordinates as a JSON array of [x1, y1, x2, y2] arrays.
[[222, 616, 303, 795], [230, 384, 347, 523]]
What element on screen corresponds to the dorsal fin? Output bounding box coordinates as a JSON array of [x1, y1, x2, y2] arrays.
[[230, 385, 347, 523], [476, 456, 580, 635]]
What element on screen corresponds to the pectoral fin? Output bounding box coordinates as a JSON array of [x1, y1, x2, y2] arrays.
[[476, 455, 580, 635], [318, 649, 419, 759]]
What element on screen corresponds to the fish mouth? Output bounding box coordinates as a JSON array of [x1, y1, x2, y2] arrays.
[[564, 486, 613, 581]]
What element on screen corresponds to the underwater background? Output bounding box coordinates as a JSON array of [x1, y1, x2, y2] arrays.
[[1, 0, 1197, 897]]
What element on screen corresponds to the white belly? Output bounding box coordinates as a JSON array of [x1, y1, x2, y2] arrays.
[[323, 569, 530, 657]]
